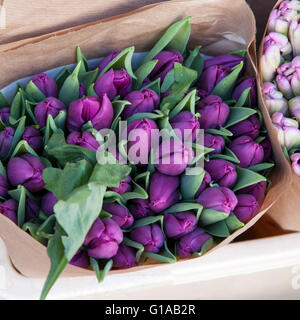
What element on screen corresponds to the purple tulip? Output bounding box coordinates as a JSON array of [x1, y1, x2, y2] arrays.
[[154, 138, 194, 176], [261, 138, 272, 162], [127, 198, 154, 219], [22, 127, 43, 152], [149, 172, 180, 213], [94, 68, 132, 100], [195, 171, 212, 198], [102, 202, 134, 229], [197, 187, 238, 214], [276, 56, 300, 99], [169, 111, 200, 142], [198, 89, 209, 99], [268, 9, 290, 35], [204, 134, 225, 155], [289, 20, 300, 57], [291, 153, 300, 176], [69, 249, 90, 269], [67, 95, 114, 132], [31, 73, 58, 98], [108, 176, 132, 195], [288, 96, 300, 122], [196, 95, 229, 129], [229, 114, 260, 139], [233, 194, 260, 223], [25, 198, 40, 221], [237, 181, 267, 206], [0, 127, 14, 158], [84, 217, 123, 259], [7, 154, 45, 192], [204, 54, 244, 70], [232, 77, 257, 106], [150, 50, 183, 82], [263, 82, 288, 115], [0, 174, 9, 198], [97, 50, 121, 74], [205, 159, 237, 188], [78, 83, 86, 98], [163, 211, 197, 239], [41, 192, 58, 216], [113, 244, 137, 269], [0, 108, 10, 123], [66, 131, 100, 151], [0, 199, 18, 224], [122, 89, 160, 120], [197, 65, 231, 95], [177, 228, 212, 258], [126, 118, 158, 164], [130, 223, 164, 253], [229, 136, 264, 168], [34, 97, 66, 127]]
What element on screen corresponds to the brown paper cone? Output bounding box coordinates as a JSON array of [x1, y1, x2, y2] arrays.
[[257, 0, 300, 232], [0, 0, 292, 278]]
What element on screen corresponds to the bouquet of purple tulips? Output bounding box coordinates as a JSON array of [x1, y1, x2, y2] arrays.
[[0, 16, 274, 299]]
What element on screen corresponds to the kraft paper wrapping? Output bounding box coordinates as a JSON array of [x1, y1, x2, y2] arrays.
[[257, 0, 300, 232], [0, 0, 292, 278]]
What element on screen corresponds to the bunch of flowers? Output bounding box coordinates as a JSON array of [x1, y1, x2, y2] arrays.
[[0, 17, 273, 299], [261, 0, 300, 174]]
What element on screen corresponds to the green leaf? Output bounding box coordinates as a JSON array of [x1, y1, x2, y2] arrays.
[[192, 237, 215, 257], [78, 68, 99, 89], [37, 215, 57, 239], [10, 140, 39, 159], [55, 68, 71, 90], [0, 92, 9, 108], [10, 91, 23, 120], [205, 127, 233, 137], [225, 107, 257, 128], [58, 61, 81, 106], [76, 47, 89, 74], [43, 160, 93, 200], [233, 166, 267, 192], [164, 202, 203, 214], [212, 62, 244, 100], [25, 80, 46, 102], [5, 116, 26, 160], [111, 100, 131, 131], [225, 213, 244, 233], [90, 258, 113, 283], [126, 111, 164, 124], [210, 147, 240, 164], [143, 241, 176, 263], [130, 215, 163, 231], [205, 220, 230, 237], [143, 17, 192, 62], [24, 100, 38, 125], [141, 78, 161, 96], [180, 168, 205, 200], [22, 221, 47, 245], [123, 237, 144, 262], [233, 87, 251, 108], [169, 89, 197, 118], [8, 185, 26, 227], [247, 162, 275, 172], [133, 60, 158, 90], [198, 208, 229, 227]]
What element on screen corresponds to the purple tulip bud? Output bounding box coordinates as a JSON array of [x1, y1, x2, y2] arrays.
[[149, 172, 179, 213], [237, 181, 267, 206], [204, 54, 244, 70], [265, 32, 292, 57], [229, 114, 260, 139], [69, 249, 90, 269], [67, 95, 114, 132], [97, 50, 121, 74], [122, 89, 160, 120], [41, 192, 58, 216], [229, 136, 264, 168], [113, 244, 137, 269], [34, 97, 66, 127], [126, 118, 158, 164], [205, 159, 237, 188], [0, 108, 10, 123], [130, 223, 164, 253], [84, 217, 123, 259], [169, 111, 200, 142], [197, 65, 231, 95], [102, 202, 134, 229], [232, 77, 257, 106], [263, 82, 288, 115], [196, 95, 229, 129], [25, 198, 40, 221], [261, 138, 272, 162], [0, 127, 14, 158], [288, 96, 300, 122], [197, 187, 238, 214], [7, 154, 45, 192], [204, 133, 225, 155], [31, 73, 58, 98], [78, 83, 86, 98], [22, 126, 43, 153], [0, 199, 18, 224], [291, 153, 300, 176], [150, 50, 183, 82], [94, 68, 132, 100], [195, 171, 212, 198], [233, 194, 260, 223], [268, 9, 290, 35], [198, 89, 209, 100], [154, 138, 194, 176], [163, 211, 197, 239], [127, 198, 154, 219], [0, 173, 9, 198], [66, 131, 100, 151], [289, 20, 300, 57], [109, 176, 132, 195], [177, 228, 212, 258]]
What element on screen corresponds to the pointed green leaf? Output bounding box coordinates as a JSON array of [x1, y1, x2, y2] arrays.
[[205, 220, 230, 237], [225, 107, 257, 128], [25, 80, 46, 102], [233, 166, 267, 192], [134, 60, 158, 90], [198, 208, 229, 226]]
